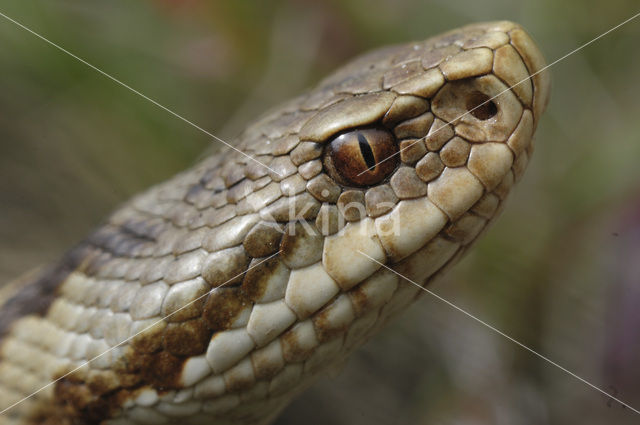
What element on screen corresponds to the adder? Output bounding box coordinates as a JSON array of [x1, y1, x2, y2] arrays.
[[0, 21, 549, 425]]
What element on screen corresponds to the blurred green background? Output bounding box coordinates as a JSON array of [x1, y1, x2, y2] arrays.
[[2, 1, 640, 424]]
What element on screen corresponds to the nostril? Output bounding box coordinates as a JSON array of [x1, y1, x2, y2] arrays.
[[466, 91, 498, 120]]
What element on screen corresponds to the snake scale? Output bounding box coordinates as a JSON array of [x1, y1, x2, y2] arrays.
[[0, 21, 549, 424]]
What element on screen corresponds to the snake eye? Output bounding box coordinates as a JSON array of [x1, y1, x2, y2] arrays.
[[324, 128, 398, 187]]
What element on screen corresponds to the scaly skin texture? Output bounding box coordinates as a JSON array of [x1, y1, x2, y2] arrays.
[[0, 21, 549, 425]]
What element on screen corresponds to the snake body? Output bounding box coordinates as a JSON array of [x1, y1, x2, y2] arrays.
[[0, 21, 549, 424]]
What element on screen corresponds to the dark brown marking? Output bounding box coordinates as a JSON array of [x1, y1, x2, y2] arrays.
[[164, 319, 212, 356], [202, 287, 248, 332], [201, 246, 250, 288], [280, 222, 323, 268], [130, 350, 184, 389], [252, 353, 283, 381], [27, 371, 136, 425], [281, 327, 315, 363], [86, 370, 122, 396], [243, 222, 283, 257], [224, 368, 255, 393], [30, 218, 260, 423], [348, 286, 371, 317], [312, 300, 349, 343], [130, 320, 167, 354], [241, 257, 288, 303]]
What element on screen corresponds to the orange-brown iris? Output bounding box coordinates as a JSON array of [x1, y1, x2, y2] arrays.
[[324, 128, 398, 187]]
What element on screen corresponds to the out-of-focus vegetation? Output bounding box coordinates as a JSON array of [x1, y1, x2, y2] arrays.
[[1, 1, 640, 424]]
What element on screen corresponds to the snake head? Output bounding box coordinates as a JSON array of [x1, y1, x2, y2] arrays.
[[275, 21, 550, 277], [0, 21, 550, 425], [197, 21, 549, 422], [214, 22, 551, 394]]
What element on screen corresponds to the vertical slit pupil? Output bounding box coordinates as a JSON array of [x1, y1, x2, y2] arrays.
[[357, 133, 377, 170]]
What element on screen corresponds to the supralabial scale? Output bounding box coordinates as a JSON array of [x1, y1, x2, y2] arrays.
[[0, 21, 549, 425]]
